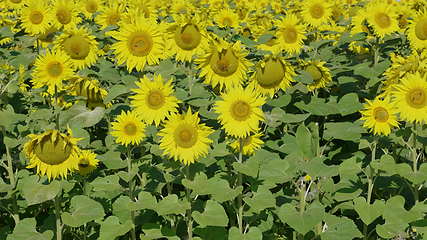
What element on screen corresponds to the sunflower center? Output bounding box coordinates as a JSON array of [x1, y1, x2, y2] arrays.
[[56, 8, 71, 25], [29, 11, 44, 24], [128, 32, 153, 57], [373, 107, 389, 122], [414, 18, 427, 41], [222, 17, 233, 26], [147, 90, 165, 109], [63, 35, 91, 60], [10, 0, 22, 3], [283, 27, 297, 44], [406, 88, 426, 109], [256, 58, 286, 89], [86, 0, 98, 13], [47, 61, 63, 77], [78, 158, 89, 168], [210, 49, 239, 77], [124, 123, 138, 136], [310, 4, 325, 19], [174, 24, 201, 50], [174, 124, 198, 148], [34, 134, 72, 165], [107, 13, 120, 25], [374, 12, 391, 29], [305, 64, 323, 81], [231, 100, 251, 121]]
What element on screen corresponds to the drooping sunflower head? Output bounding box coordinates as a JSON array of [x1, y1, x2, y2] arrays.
[[300, 60, 332, 92], [407, 11, 427, 51], [158, 109, 214, 165], [360, 97, 399, 136], [229, 131, 264, 155], [20, 0, 52, 36], [111, 110, 147, 146], [301, 0, 333, 27], [366, 1, 398, 38], [214, 87, 266, 138], [76, 150, 100, 176], [275, 14, 307, 55], [24, 129, 81, 180], [68, 77, 110, 109]]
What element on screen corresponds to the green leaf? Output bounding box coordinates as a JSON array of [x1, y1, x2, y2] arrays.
[[294, 70, 314, 84], [90, 175, 123, 199], [155, 194, 188, 216], [21, 177, 61, 206], [97, 150, 126, 169], [6, 218, 53, 240], [338, 93, 362, 116], [140, 223, 180, 240], [98, 216, 133, 240], [104, 85, 130, 104], [353, 197, 385, 225], [304, 157, 338, 178], [0, 107, 26, 130], [228, 227, 263, 240], [244, 186, 275, 214], [296, 125, 314, 160], [324, 122, 365, 141], [277, 202, 325, 234], [131, 191, 158, 211], [321, 214, 362, 240], [295, 97, 340, 116], [193, 200, 229, 227], [61, 105, 105, 128], [62, 195, 105, 227], [266, 94, 291, 107], [112, 196, 133, 223], [281, 113, 310, 123]]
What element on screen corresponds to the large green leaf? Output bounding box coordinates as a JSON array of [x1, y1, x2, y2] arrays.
[[20, 177, 61, 206], [6, 218, 53, 240], [193, 200, 229, 227], [277, 202, 325, 234], [353, 197, 385, 225], [62, 195, 105, 227], [321, 214, 362, 240], [98, 216, 133, 240]]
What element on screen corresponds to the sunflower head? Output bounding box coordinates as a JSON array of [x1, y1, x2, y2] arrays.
[[408, 12, 427, 51], [360, 97, 399, 136], [111, 110, 147, 146], [68, 77, 110, 109], [301, 60, 332, 91], [77, 150, 99, 175], [229, 132, 264, 155]]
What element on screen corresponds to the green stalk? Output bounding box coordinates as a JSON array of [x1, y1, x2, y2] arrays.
[[411, 124, 419, 203], [237, 138, 244, 234], [54, 194, 62, 240], [185, 165, 193, 240], [2, 127, 19, 225], [127, 148, 136, 240], [364, 140, 376, 239]]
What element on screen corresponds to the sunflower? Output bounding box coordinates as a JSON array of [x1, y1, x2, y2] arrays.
[[248, 55, 296, 97], [32, 49, 75, 94], [360, 97, 399, 136], [51, 0, 81, 30], [37, 27, 58, 48], [111, 110, 147, 146], [76, 150, 99, 176], [68, 77, 110, 109], [4, 0, 25, 10], [407, 11, 427, 51], [350, 8, 370, 35], [275, 14, 307, 55], [110, 18, 166, 72], [170, 0, 195, 15], [215, 8, 239, 28], [214, 87, 265, 138], [123, 0, 156, 23], [54, 27, 100, 69], [95, 2, 124, 30], [24, 129, 81, 180], [158, 109, 213, 165], [81, 0, 104, 19], [229, 131, 264, 155], [300, 0, 333, 27], [196, 39, 252, 90], [392, 72, 427, 123], [300, 60, 333, 92], [365, 1, 398, 38], [20, 0, 52, 36], [130, 75, 179, 126]]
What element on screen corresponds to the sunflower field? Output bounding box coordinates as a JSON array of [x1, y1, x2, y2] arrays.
[[1, 0, 427, 239]]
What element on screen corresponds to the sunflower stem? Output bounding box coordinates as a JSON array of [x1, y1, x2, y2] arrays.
[[185, 165, 193, 240], [237, 138, 244, 234], [54, 86, 60, 131], [54, 194, 62, 240], [126, 148, 136, 240], [411, 124, 419, 203], [364, 138, 376, 239], [2, 127, 19, 225]]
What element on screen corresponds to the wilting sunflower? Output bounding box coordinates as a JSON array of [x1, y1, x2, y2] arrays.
[[24, 129, 81, 180], [407, 11, 427, 51], [360, 97, 399, 136], [76, 150, 99, 175], [51, 0, 81, 30], [248, 55, 296, 97], [300, 60, 332, 92], [111, 110, 147, 146], [20, 0, 52, 36], [130, 75, 179, 126], [300, 0, 332, 27], [95, 2, 124, 30], [215, 8, 240, 28], [166, 14, 209, 62], [365, 1, 398, 38], [196, 39, 252, 90], [32, 49, 75, 94], [54, 27, 100, 69], [392, 72, 427, 123], [68, 77, 110, 109], [158, 109, 213, 165], [81, 0, 104, 19], [229, 131, 264, 155], [110, 18, 166, 72], [275, 14, 307, 55], [215, 87, 265, 138]]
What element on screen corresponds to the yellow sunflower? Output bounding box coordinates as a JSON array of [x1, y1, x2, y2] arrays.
[[392, 72, 427, 123], [229, 131, 264, 155], [350, 8, 370, 35], [301, 0, 333, 27], [214, 8, 240, 28], [76, 150, 100, 176], [110, 18, 166, 72], [248, 55, 296, 97], [365, 1, 399, 38], [123, 0, 156, 23], [32, 49, 75, 94], [68, 77, 110, 110], [214, 87, 266, 138], [360, 97, 399, 136], [20, 0, 52, 36], [111, 110, 147, 146], [275, 14, 307, 55], [81, 0, 104, 19], [158, 109, 214, 165], [95, 2, 124, 30], [24, 129, 81, 180], [130, 74, 179, 126], [300, 60, 333, 92], [407, 11, 427, 51], [4, 0, 25, 11], [51, 0, 81, 30], [196, 39, 252, 90], [54, 27, 100, 69]]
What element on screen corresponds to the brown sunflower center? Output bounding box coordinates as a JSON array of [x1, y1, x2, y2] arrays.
[[305, 64, 323, 81], [406, 88, 426, 109], [56, 8, 71, 25], [78, 158, 89, 168], [146, 90, 165, 109], [231, 100, 251, 121], [174, 124, 198, 148], [63, 35, 91, 60], [10, 0, 22, 3], [34, 134, 73, 165], [256, 58, 286, 89], [124, 123, 138, 136], [47, 61, 63, 77], [310, 3, 325, 19], [174, 24, 201, 50], [222, 17, 233, 26], [86, 0, 98, 13], [128, 32, 153, 57], [107, 12, 120, 25], [374, 12, 391, 29], [415, 18, 427, 41], [283, 27, 297, 44], [210, 49, 239, 77], [373, 107, 389, 122], [29, 11, 44, 24]]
